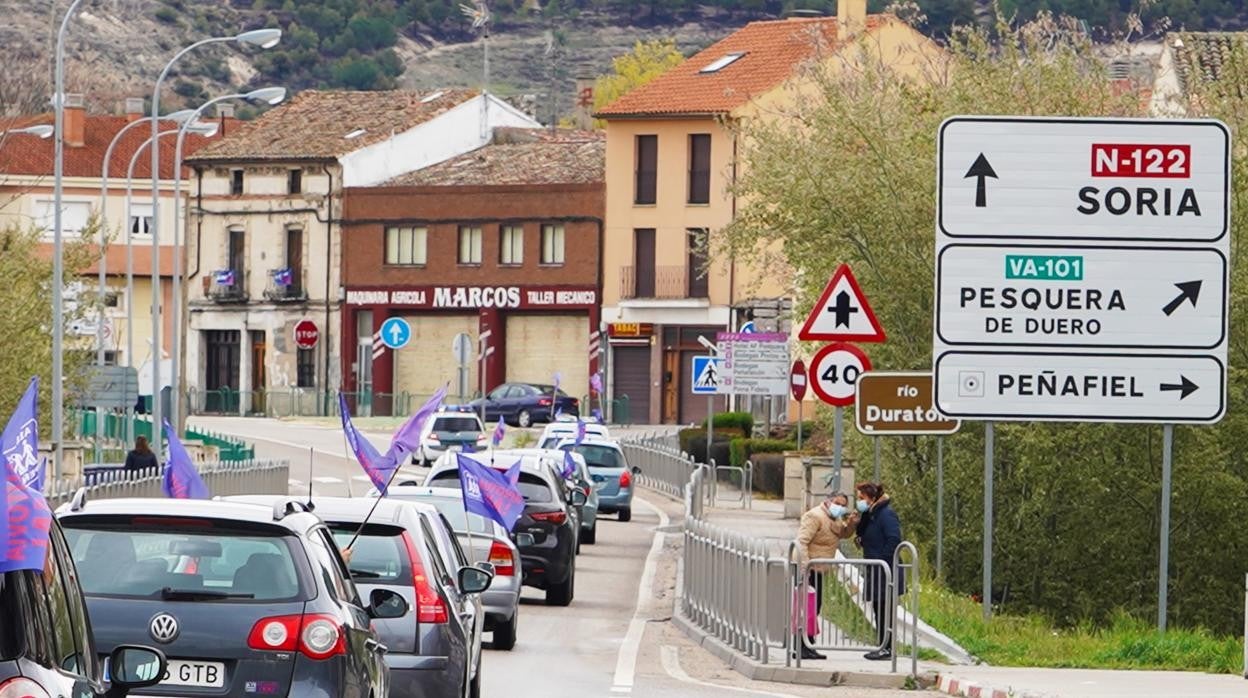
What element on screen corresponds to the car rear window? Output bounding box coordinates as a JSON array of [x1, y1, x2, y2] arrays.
[[408, 497, 492, 534], [433, 417, 481, 432], [328, 525, 412, 585], [63, 523, 304, 602], [564, 444, 624, 468], [427, 470, 553, 503]]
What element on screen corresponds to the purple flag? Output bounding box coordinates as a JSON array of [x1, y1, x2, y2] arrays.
[[503, 458, 522, 486], [590, 372, 603, 395], [575, 418, 587, 445], [561, 450, 578, 479], [592, 408, 603, 422], [273, 268, 293, 287], [161, 421, 209, 500], [491, 416, 506, 447], [457, 454, 525, 531], [2, 377, 44, 492], [390, 384, 449, 457], [0, 479, 51, 574], [339, 393, 399, 495], [213, 269, 235, 286]]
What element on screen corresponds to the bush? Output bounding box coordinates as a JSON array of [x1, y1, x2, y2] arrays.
[[681, 431, 733, 465], [154, 6, 179, 24], [729, 437, 796, 468], [703, 411, 753, 436], [752, 453, 786, 497]]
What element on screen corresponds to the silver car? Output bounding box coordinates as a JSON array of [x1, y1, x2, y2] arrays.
[[380, 486, 525, 650]]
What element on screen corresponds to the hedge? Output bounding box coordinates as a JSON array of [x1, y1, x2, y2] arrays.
[[703, 411, 754, 436], [729, 437, 797, 468]]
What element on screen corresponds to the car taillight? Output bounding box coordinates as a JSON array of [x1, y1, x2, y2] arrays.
[[247, 614, 345, 660], [428, 433, 440, 442], [402, 532, 449, 624], [620, 469, 632, 488], [488, 540, 515, 576], [538, 397, 552, 406], [0, 678, 51, 698], [530, 510, 566, 525]]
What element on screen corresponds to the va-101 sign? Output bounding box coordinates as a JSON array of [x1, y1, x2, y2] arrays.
[[934, 117, 1230, 424]]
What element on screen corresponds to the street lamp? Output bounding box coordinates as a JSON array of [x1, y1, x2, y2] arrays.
[[149, 27, 281, 455], [169, 87, 286, 428], [0, 124, 55, 139]]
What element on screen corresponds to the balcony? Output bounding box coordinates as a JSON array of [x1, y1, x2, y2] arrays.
[[205, 270, 248, 303], [620, 265, 706, 301], [263, 269, 307, 303]]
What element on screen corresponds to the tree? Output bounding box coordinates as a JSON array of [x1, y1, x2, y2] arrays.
[[592, 39, 686, 126], [720, 12, 1248, 635]]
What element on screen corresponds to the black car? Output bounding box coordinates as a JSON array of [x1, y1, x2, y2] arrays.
[[1, 516, 167, 698], [57, 497, 408, 698], [426, 455, 584, 606], [469, 383, 580, 428]]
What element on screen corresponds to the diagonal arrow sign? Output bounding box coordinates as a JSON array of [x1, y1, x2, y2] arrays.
[[1159, 376, 1198, 400], [964, 153, 997, 208], [1161, 280, 1203, 316]]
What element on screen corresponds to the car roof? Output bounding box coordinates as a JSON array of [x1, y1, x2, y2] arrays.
[[56, 497, 317, 529], [431, 452, 562, 483], [224, 494, 437, 526], [555, 437, 621, 449]]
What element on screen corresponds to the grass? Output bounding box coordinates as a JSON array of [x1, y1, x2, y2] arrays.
[[921, 583, 1245, 674], [815, 573, 946, 663]]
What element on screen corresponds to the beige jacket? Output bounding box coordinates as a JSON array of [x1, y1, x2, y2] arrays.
[[796, 505, 855, 568]]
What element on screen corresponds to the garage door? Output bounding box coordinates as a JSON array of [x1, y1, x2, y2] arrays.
[[394, 314, 478, 404], [612, 346, 651, 425], [506, 314, 588, 402]]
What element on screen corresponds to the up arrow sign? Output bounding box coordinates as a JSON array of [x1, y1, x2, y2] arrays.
[[964, 153, 997, 208]]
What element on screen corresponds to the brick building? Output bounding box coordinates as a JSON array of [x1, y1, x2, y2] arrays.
[[341, 128, 605, 411]]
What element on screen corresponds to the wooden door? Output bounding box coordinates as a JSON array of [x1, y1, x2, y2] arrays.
[[250, 330, 266, 414]]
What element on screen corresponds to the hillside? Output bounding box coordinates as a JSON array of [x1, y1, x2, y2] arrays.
[[2, 1, 1245, 122]]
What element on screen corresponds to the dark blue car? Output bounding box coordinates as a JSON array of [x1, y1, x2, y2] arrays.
[[469, 383, 579, 428]]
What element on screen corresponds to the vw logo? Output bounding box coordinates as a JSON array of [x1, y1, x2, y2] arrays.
[[148, 613, 180, 644]]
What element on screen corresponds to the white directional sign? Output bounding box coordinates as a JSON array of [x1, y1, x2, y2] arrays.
[[934, 116, 1230, 424], [717, 332, 790, 396]]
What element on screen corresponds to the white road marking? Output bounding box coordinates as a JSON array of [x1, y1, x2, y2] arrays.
[[313, 476, 343, 484], [611, 496, 670, 693], [659, 645, 800, 698]]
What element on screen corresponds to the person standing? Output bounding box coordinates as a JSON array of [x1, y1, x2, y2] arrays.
[[123, 435, 158, 474], [855, 482, 902, 661], [794, 492, 857, 660]]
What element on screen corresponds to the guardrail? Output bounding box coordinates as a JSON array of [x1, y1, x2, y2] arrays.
[[621, 433, 698, 499], [45, 459, 290, 510]]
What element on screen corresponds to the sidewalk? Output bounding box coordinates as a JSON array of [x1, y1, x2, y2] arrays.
[[690, 490, 1247, 697]]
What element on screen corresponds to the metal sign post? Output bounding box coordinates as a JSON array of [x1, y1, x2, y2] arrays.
[[936, 435, 945, 580], [1158, 423, 1174, 631], [983, 421, 994, 621]]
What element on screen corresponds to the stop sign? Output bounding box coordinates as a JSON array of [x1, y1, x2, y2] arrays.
[[294, 319, 319, 349], [790, 359, 807, 401]]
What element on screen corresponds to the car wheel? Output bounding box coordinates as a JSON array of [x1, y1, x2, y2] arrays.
[[493, 613, 518, 651], [516, 409, 533, 428], [619, 507, 632, 523], [545, 565, 574, 606], [584, 521, 597, 545]]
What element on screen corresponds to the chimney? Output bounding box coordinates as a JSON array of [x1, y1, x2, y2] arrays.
[[124, 97, 145, 122], [216, 103, 235, 119], [837, 0, 866, 39], [573, 76, 595, 130], [63, 93, 85, 148]]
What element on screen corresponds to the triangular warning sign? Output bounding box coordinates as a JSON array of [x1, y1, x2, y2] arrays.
[[798, 263, 886, 342]]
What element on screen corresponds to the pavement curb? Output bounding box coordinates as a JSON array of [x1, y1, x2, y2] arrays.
[[934, 672, 1048, 698]]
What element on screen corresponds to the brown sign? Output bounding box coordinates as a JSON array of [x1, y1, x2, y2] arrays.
[[855, 372, 960, 435], [608, 322, 654, 338]]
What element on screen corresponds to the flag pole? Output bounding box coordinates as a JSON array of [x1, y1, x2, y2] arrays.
[[345, 461, 404, 552]]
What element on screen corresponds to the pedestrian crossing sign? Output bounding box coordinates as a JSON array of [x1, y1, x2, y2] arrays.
[[691, 355, 724, 395]]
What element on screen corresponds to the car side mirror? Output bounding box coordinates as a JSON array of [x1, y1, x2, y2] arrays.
[[367, 588, 409, 619], [458, 565, 494, 594], [515, 533, 535, 547], [571, 489, 587, 507], [107, 645, 167, 690]]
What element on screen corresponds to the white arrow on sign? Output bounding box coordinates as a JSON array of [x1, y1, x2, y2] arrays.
[[934, 351, 1224, 423], [937, 244, 1227, 350]]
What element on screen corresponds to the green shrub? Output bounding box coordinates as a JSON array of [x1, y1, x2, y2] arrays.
[[703, 411, 753, 435], [681, 432, 733, 464], [154, 6, 179, 24], [752, 453, 786, 497], [729, 437, 796, 467]]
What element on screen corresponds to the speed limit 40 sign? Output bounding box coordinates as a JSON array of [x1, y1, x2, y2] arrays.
[[810, 343, 873, 407]]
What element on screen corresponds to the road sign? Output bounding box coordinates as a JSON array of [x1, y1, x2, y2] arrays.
[[717, 332, 790, 396], [452, 332, 473, 364], [294, 319, 319, 350], [809, 343, 872, 407], [938, 117, 1229, 242], [935, 116, 1231, 424], [691, 356, 724, 395], [790, 360, 807, 401], [79, 366, 140, 409], [856, 372, 959, 435], [379, 317, 412, 350], [739, 320, 757, 333], [799, 263, 885, 342]]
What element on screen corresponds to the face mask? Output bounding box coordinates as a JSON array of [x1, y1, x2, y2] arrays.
[[826, 503, 847, 519], [856, 500, 870, 513]]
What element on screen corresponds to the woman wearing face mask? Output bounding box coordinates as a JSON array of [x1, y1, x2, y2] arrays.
[[794, 492, 858, 660], [855, 482, 902, 661]]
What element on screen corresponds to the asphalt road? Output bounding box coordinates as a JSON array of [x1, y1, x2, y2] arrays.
[[190, 416, 937, 698]]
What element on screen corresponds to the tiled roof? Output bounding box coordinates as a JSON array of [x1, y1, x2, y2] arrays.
[[382, 128, 604, 187], [596, 15, 887, 118], [188, 89, 478, 162], [0, 114, 225, 179], [1169, 32, 1245, 95]]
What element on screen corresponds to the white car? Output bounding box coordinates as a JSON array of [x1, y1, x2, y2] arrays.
[[416, 410, 487, 465], [538, 417, 610, 449]]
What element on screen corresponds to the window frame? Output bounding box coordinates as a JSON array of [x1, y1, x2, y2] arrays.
[[127, 202, 153, 238], [384, 226, 428, 267], [688, 133, 712, 205], [457, 225, 483, 266], [288, 169, 303, 195], [296, 347, 316, 388], [230, 169, 244, 196], [634, 135, 658, 205], [499, 224, 524, 266], [540, 223, 565, 266]]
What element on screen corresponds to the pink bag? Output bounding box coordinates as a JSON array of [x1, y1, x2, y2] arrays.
[[792, 585, 820, 638]]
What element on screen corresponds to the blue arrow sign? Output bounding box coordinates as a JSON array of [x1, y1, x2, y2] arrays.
[[739, 321, 757, 334], [379, 317, 412, 350]]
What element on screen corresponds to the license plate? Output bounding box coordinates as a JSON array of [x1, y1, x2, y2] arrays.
[[448, 445, 462, 452], [105, 659, 225, 689]]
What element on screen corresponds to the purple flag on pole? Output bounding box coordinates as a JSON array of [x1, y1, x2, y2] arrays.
[[592, 408, 603, 422], [339, 393, 399, 495], [161, 421, 209, 500], [0, 479, 51, 574], [213, 269, 235, 286], [575, 418, 587, 445], [457, 454, 524, 531], [390, 384, 449, 457], [561, 450, 578, 479], [503, 458, 522, 486], [273, 268, 293, 287], [491, 416, 506, 447], [2, 377, 44, 492], [589, 372, 603, 395]]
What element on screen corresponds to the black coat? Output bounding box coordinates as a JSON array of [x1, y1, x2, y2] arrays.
[[857, 498, 904, 597], [124, 450, 158, 472]]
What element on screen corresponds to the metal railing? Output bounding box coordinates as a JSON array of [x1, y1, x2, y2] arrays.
[[618, 265, 695, 300], [793, 556, 893, 664], [44, 458, 290, 510], [708, 458, 754, 510], [620, 433, 697, 499]]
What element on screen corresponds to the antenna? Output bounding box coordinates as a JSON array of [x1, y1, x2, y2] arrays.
[[306, 447, 314, 510]]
